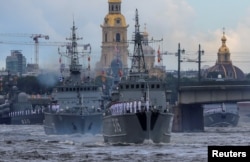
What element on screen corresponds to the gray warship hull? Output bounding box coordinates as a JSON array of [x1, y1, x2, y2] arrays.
[[103, 111, 173, 144], [44, 112, 103, 135], [204, 112, 239, 127], [0, 98, 48, 125]]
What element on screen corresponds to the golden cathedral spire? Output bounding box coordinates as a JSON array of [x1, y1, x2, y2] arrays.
[[217, 28, 231, 64], [221, 27, 227, 46]]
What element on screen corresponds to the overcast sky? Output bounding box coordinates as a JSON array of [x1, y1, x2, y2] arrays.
[[1, 0, 250, 73]]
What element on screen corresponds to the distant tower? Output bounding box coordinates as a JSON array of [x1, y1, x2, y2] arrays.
[[97, 0, 129, 74], [142, 24, 155, 70], [204, 29, 245, 80], [217, 29, 231, 64]]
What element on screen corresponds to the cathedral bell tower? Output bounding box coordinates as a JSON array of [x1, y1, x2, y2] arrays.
[[99, 0, 129, 71]]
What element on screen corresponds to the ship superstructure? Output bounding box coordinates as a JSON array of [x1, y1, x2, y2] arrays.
[[43, 21, 105, 135], [102, 9, 174, 144]]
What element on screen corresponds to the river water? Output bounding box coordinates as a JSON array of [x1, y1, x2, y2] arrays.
[[1, 108, 250, 162]]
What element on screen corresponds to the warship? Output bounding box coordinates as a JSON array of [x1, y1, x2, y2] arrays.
[[102, 9, 174, 144], [43, 21, 105, 135], [203, 103, 239, 127], [0, 74, 50, 125]]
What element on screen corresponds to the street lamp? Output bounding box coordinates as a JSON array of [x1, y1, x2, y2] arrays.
[[198, 44, 204, 82], [178, 43, 185, 90]]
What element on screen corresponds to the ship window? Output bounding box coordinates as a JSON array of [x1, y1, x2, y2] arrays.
[[69, 88, 72, 91], [136, 84, 139, 89], [73, 88, 75, 91], [126, 84, 129, 89], [87, 87, 90, 91], [61, 88, 64, 92], [66, 88, 68, 91], [131, 84, 134, 89], [156, 84, 160, 88], [141, 84, 144, 89], [80, 88, 83, 91], [151, 84, 155, 89], [120, 85, 123, 89]]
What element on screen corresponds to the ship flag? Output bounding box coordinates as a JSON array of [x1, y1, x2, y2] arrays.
[[157, 45, 161, 63]]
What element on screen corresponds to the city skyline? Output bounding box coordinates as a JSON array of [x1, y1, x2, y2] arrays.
[[1, 0, 250, 73]]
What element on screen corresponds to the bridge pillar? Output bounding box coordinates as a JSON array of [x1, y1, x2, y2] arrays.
[[172, 103, 204, 132], [172, 105, 182, 132]]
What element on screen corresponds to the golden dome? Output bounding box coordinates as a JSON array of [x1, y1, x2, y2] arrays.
[[108, 0, 121, 3], [218, 45, 230, 54], [104, 14, 127, 27], [221, 35, 227, 42], [218, 32, 230, 54]]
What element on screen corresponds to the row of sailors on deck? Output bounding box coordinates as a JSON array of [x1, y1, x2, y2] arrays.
[[9, 108, 44, 117], [110, 100, 150, 115]]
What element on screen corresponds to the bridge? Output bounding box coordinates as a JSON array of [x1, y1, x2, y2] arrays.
[[172, 81, 250, 132]]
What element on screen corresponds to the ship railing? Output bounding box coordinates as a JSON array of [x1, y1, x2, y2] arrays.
[[107, 101, 169, 116], [48, 105, 102, 115]]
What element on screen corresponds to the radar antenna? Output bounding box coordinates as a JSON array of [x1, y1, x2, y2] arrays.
[[130, 9, 147, 74]]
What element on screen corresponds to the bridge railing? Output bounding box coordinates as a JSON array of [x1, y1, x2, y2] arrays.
[[179, 80, 250, 87]]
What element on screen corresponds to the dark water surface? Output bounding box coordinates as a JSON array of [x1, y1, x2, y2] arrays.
[[1, 110, 250, 162]]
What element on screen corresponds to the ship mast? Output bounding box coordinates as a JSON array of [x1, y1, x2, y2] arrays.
[[58, 21, 91, 84], [66, 20, 83, 75], [130, 9, 147, 75]]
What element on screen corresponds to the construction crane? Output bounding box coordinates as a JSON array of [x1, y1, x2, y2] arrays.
[[31, 34, 49, 67], [0, 33, 49, 68]]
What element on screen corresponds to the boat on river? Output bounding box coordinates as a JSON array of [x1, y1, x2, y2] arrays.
[[203, 103, 239, 127], [102, 9, 174, 144], [43, 21, 106, 135]]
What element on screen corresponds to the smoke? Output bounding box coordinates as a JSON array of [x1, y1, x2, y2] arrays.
[[37, 72, 59, 88]]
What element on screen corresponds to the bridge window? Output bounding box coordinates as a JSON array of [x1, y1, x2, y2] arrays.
[[120, 85, 123, 89], [131, 84, 134, 89], [156, 84, 160, 88], [151, 84, 155, 89], [126, 84, 129, 89], [136, 84, 139, 89], [141, 84, 145, 89]]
